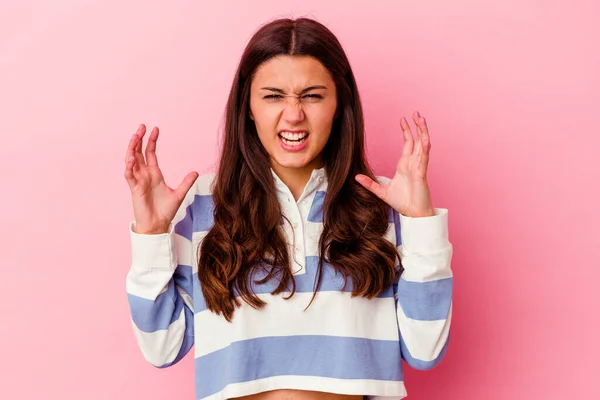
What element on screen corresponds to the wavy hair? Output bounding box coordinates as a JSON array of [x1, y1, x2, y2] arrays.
[[197, 17, 401, 321]]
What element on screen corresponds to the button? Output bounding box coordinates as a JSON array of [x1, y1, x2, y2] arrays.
[[317, 176, 324, 182], [295, 247, 300, 254], [293, 222, 299, 228]]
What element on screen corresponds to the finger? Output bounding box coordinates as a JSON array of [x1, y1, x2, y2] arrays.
[[174, 171, 200, 200], [124, 154, 138, 189], [126, 127, 143, 172], [417, 114, 430, 144], [125, 125, 143, 161], [417, 116, 431, 176], [412, 111, 423, 141], [145, 127, 160, 167], [418, 138, 430, 177], [414, 132, 423, 157], [411, 112, 423, 157], [134, 125, 147, 168], [129, 135, 142, 172], [354, 174, 386, 199], [400, 117, 414, 158]]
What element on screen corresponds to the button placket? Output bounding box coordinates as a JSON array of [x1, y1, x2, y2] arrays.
[[275, 170, 327, 273], [288, 197, 305, 272]]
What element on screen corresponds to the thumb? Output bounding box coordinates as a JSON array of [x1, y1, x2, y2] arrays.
[[175, 171, 199, 201], [355, 174, 386, 200]]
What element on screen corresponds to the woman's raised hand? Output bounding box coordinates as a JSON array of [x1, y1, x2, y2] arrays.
[[124, 124, 199, 234], [355, 111, 434, 218]]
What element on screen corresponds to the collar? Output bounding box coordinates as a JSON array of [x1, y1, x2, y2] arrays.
[[270, 167, 327, 201]]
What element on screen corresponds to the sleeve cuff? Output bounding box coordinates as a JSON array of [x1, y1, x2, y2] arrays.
[[399, 208, 449, 253], [129, 221, 177, 272]]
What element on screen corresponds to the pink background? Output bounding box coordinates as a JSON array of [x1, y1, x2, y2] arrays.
[[1, 0, 598, 399]]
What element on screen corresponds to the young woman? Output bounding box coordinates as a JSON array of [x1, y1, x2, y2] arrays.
[[124, 17, 453, 400]]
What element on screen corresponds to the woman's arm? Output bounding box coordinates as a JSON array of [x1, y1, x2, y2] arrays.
[[125, 184, 199, 368], [392, 207, 453, 370]]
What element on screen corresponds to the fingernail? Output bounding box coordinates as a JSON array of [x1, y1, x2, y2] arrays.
[[416, 111, 421, 117]]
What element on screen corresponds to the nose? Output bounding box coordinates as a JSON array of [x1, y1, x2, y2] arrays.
[[281, 98, 305, 125]]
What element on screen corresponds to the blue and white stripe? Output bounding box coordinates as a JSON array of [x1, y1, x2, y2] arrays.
[[126, 170, 453, 399]]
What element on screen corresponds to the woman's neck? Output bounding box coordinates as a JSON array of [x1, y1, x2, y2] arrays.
[[271, 159, 323, 201]]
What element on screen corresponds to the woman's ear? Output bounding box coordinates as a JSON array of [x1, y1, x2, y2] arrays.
[[249, 110, 254, 121]]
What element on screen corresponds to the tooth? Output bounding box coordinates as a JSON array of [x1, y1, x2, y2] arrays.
[[281, 131, 307, 139]]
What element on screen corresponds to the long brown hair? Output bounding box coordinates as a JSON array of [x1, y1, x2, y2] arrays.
[[197, 17, 401, 321]]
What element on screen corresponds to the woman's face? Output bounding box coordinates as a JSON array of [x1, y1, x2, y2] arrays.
[[249, 55, 338, 173]]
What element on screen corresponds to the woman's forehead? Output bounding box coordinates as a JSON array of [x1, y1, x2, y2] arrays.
[[252, 55, 333, 90]]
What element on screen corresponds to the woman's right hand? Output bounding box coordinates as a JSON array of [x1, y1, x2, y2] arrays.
[[124, 124, 199, 234]]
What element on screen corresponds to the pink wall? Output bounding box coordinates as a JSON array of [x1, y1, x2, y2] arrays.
[[1, 0, 598, 399]]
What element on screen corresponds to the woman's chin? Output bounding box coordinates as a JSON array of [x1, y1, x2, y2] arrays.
[[272, 153, 315, 170]]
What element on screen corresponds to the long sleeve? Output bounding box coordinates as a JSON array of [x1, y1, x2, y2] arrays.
[[392, 207, 453, 370], [125, 187, 198, 368]]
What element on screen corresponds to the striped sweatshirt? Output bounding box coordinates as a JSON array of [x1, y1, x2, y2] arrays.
[[126, 167, 453, 400]]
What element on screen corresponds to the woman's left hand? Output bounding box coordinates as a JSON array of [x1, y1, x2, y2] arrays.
[[355, 111, 435, 218]]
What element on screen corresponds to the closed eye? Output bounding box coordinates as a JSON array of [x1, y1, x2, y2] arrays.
[[264, 94, 284, 99], [263, 94, 323, 100]]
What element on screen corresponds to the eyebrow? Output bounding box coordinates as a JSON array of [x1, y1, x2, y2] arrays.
[[260, 85, 328, 94]]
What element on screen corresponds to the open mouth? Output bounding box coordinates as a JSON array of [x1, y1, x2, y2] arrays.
[[278, 131, 309, 146]]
